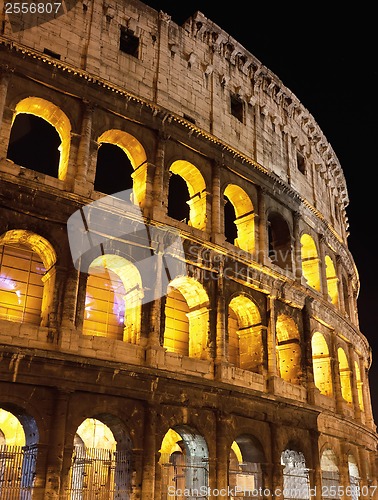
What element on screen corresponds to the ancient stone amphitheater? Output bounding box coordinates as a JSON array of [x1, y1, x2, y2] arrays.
[[0, 0, 377, 498]]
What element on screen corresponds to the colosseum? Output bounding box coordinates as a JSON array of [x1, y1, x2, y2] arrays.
[[0, 0, 377, 498]]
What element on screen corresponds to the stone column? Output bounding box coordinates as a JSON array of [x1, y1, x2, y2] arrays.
[[215, 412, 230, 493], [348, 346, 362, 421], [318, 235, 329, 300], [215, 257, 226, 366], [292, 211, 302, 282], [60, 266, 80, 328], [360, 364, 375, 430], [152, 133, 167, 218], [270, 424, 283, 500], [44, 389, 71, 499], [0, 66, 13, 160], [211, 161, 222, 239], [267, 295, 278, 381], [141, 405, 157, 500], [309, 430, 322, 500], [257, 186, 267, 266], [75, 101, 94, 183]]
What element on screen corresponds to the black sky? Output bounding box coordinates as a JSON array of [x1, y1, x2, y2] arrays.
[[142, 1, 378, 421]]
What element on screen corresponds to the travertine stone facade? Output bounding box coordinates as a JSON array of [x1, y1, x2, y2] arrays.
[[0, 1, 376, 499]]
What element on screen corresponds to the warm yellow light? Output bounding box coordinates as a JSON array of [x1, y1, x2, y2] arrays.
[[224, 184, 255, 253], [0, 409, 25, 446], [276, 314, 301, 384], [338, 347, 352, 404], [325, 255, 339, 305], [311, 332, 333, 396], [300, 234, 321, 291], [159, 429, 183, 459], [354, 361, 364, 411], [76, 418, 116, 451]]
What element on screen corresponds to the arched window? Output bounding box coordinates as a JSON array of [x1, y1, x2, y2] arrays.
[[337, 347, 352, 404], [163, 276, 209, 359], [227, 295, 263, 372], [167, 161, 207, 230], [223, 184, 255, 253], [281, 449, 310, 499], [268, 212, 292, 271], [68, 417, 131, 498], [300, 234, 320, 291], [311, 332, 333, 396], [325, 255, 339, 305], [276, 314, 302, 384], [159, 425, 209, 497], [7, 97, 71, 180], [0, 230, 57, 326], [320, 448, 340, 500], [95, 130, 148, 206], [348, 454, 360, 500], [84, 254, 143, 343], [229, 435, 264, 496]]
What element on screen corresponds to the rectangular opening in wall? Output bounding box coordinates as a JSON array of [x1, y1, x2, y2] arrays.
[[230, 94, 244, 123], [43, 48, 61, 59], [296, 151, 306, 174], [120, 28, 139, 58]]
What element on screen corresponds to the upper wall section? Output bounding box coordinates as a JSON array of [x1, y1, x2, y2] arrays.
[[1, 0, 349, 241]]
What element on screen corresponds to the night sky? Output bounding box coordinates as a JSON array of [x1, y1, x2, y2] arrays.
[[141, 2, 378, 421]]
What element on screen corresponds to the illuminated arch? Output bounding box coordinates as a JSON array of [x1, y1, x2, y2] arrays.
[[84, 254, 143, 343], [300, 234, 321, 291], [163, 276, 209, 359], [337, 347, 352, 404], [229, 435, 264, 494], [325, 255, 339, 305], [97, 130, 148, 206], [0, 230, 57, 325], [281, 449, 310, 499], [224, 184, 255, 253], [12, 97, 71, 180], [311, 332, 333, 396], [168, 160, 207, 230], [320, 448, 340, 494], [354, 361, 364, 411], [228, 295, 263, 372], [276, 314, 302, 384], [268, 212, 292, 271], [348, 454, 360, 500]]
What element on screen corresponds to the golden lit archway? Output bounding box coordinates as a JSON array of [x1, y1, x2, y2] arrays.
[[311, 332, 333, 396], [224, 184, 255, 253], [97, 130, 148, 206], [337, 347, 352, 404], [354, 361, 364, 411], [169, 160, 207, 230], [276, 314, 302, 384], [325, 255, 339, 305], [228, 295, 263, 372], [320, 448, 340, 494], [12, 97, 71, 180], [163, 276, 209, 359], [229, 435, 264, 494], [84, 254, 143, 343], [300, 234, 321, 291]]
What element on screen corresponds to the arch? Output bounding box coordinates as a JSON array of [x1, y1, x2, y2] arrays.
[[337, 347, 352, 404], [163, 276, 209, 359], [311, 332, 333, 396], [96, 130, 148, 206], [69, 416, 132, 498], [223, 184, 255, 253], [84, 254, 143, 343], [281, 448, 310, 499], [9, 97, 71, 180], [159, 425, 209, 497], [325, 255, 339, 305], [347, 454, 360, 500], [229, 434, 265, 495], [168, 160, 207, 230], [341, 275, 351, 317], [268, 212, 292, 271], [0, 230, 57, 325], [0, 406, 39, 496], [300, 234, 321, 291], [228, 295, 264, 372], [320, 448, 340, 499], [276, 314, 302, 384], [354, 361, 364, 411]]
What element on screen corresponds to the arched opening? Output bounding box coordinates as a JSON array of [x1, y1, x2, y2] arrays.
[[68, 417, 132, 498], [281, 449, 310, 499], [268, 212, 292, 271], [223, 184, 255, 253], [83, 254, 143, 343], [7, 97, 71, 180], [276, 315, 302, 385], [0, 230, 57, 326], [159, 425, 209, 498], [354, 361, 364, 411], [337, 347, 352, 404], [300, 234, 321, 291], [325, 255, 339, 306], [348, 454, 360, 500], [163, 276, 209, 359], [320, 448, 340, 499], [228, 435, 264, 496], [96, 130, 148, 206], [311, 332, 333, 396], [227, 295, 264, 372], [0, 407, 39, 497], [168, 161, 207, 230]]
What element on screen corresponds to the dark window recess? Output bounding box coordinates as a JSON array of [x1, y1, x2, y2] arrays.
[[120, 28, 139, 57], [43, 48, 61, 59], [297, 151, 306, 174], [167, 173, 190, 223], [224, 197, 238, 244], [183, 114, 196, 125], [7, 113, 61, 177], [230, 94, 244, 123], [94, 143, 134, 197]]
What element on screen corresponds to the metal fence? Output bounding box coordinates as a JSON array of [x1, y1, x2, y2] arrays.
[[0, 444, 37, 499], [160, 453, 209, 499]]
